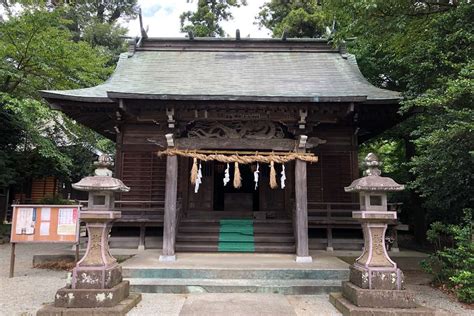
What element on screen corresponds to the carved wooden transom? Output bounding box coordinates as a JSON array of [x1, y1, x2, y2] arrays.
[[186, 121, 288, 139]]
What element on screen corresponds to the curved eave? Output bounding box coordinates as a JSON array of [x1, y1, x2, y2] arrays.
[[41, 90, 401, 104], [40, 90, 113, 103], [106, 92, 372, 103]]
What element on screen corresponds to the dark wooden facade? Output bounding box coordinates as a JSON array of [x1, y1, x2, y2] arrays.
[[116, 115, 358, 215], [41, 37, 401, 258]]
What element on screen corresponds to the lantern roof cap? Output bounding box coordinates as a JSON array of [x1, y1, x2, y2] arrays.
[[72, 155, 130, 192], [344, 153, 405, 192]]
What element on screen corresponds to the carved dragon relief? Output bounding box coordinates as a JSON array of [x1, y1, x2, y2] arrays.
[[186, 121, 288, 140]]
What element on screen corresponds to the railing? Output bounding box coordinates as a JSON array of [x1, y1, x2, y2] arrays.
[[78, 200, 165, 223], [307, 202, 402, 251], [308, 202, 401, 227]]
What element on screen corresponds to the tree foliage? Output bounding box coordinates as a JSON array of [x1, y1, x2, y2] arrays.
[[180, 0, 247, 37], [403, 64, 474, 222], [257, 0, 329, 38], [0, 9, 111, 98], [0, 8, 115, 188], [2, 0, 138, 60], [327, 0, 473, 223]]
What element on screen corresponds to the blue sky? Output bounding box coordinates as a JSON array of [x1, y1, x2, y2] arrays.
[[126, 0, 270, 38]]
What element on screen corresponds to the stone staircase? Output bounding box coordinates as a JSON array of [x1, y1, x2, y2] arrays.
[[175, 218, 296, 253], [124, 267, 348, 294]]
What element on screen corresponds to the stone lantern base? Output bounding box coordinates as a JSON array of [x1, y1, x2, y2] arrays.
[[330, 290, 435, 316], [37, 292, 141, 316], [330, 281, 437, 315], [330, 266, 437, 315]]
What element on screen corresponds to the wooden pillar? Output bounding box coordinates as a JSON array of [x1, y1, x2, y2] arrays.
[[160, 155, 178, 262], [294, 159, 312, 263]]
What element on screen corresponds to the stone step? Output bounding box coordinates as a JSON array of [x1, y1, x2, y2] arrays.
[[180, 218, 292, 224], [127, 278, 343, 295], [175, 242, 218, 252], [180, 221, 292, 227], [179, 226, 293, 234], [176, 233, 295, 243], [123, 267, 349, 280], [186, 211, 254, 219], [179, 222, 292, 229]]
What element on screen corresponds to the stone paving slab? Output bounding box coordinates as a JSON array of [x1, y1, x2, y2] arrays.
[[128, 293, 343, 316], [179, 293, 297, 316], [286, 295, 342, 316]]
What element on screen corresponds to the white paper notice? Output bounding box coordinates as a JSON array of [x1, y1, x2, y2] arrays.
[[40, 222, 50, 236], [41, 208, 51, 221], [57, 208, 77, 235], [15, 208, 35, 235]]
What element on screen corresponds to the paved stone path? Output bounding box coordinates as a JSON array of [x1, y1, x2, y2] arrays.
[[129, 293, 341, 316]]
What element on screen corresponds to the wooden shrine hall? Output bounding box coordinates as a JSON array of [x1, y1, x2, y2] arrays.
[[41, 36, 401, 262]]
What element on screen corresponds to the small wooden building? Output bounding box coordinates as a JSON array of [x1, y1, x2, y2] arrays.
[[41, 37, 400, 260]]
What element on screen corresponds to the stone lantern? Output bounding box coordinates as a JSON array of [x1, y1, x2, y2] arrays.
[[330, 153, 435, 315], [38, 155, 141, 315]]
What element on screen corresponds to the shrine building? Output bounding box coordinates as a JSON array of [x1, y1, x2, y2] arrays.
[[41, 37, 401, 262]]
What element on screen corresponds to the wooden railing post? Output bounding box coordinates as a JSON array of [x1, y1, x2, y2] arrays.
[[160, 155, 178, 262], [326, 203, 334, 251], [294, 159, 312, 263]]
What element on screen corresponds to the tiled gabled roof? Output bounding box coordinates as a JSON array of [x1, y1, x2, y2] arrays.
[[41, 38, 401, 103]]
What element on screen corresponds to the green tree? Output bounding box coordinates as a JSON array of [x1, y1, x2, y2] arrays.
[[2, 0, 138, 60], [324, 0, 473, 224], [403, 64, 474, 223], [180, 0, 247, 37], [0, 9, 111, 98], [0, 9, 114, 190], [256, 0, 329, 38]]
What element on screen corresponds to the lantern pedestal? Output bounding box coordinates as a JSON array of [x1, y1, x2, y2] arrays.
[[350, 211, 404, 291], [71, 211, 122, 291]]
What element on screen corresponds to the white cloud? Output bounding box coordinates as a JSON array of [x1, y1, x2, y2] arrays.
[[125, 0, 270, 38]]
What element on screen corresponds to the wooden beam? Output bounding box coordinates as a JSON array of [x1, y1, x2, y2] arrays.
[[175, 138, 298, 151], [160, 155, 178, 261], [294, 158, 312, 263]]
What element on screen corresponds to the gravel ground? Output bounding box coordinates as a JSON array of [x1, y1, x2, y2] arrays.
[[404, 271, 472, 315], [0, 243, 471, 316], [0, 243, 69, 316]]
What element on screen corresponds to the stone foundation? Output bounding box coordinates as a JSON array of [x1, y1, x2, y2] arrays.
[[330, 292, 436, 316], [341, 281, 417, 308], [330, 282, 437, 315]]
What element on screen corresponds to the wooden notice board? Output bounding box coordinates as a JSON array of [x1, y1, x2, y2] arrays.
[[10, 205, 81, 243]]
